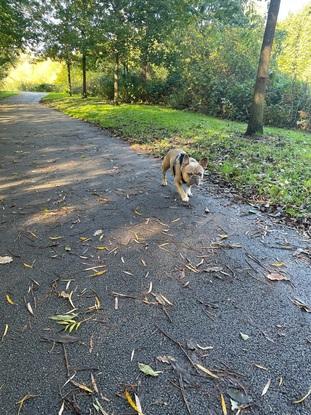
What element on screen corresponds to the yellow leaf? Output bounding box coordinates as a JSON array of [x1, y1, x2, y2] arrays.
[[23, 263, 33, 269], [271, 261, 285, 267], [71, 380, 93, 394], [89, 270, 107, 277], [195, 363, 219, 379], [220, 394, 227, 415], [125, 390, 143, 415], [49, 236, 63, 240], [80, 236, 91, 242], [6, 294, 15, 305], [96, 246, 108, 251]]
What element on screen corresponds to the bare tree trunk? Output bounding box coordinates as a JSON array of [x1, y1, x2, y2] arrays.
[[245, 0, 281, 136], [114, 52, 119, 105], [67, 61, 72, 97], [82, 53, 87, 98]]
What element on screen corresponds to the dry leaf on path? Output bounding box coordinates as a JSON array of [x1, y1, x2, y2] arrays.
[[1, 324, 9, 341], [58, 401, 65, 415], [195, 363, 219, 379], [266, 272, 289, 281], [220, 393, 227, 415], [6, 294, 15, 305], [0, 256, 13, 264], [240, 332, 249, 341], [125, 390, 143, 415], [292, 298, 311, 313], [26, 302, 34, 316], [293, 386, 311, 404], [261, 379, 271, 396], [71, 380, 93, 394]]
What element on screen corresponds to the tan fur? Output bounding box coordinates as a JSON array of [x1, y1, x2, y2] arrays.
[[162, 149, 208, 202]]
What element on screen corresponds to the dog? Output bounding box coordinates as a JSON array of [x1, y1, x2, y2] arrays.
[[162, 149, 208, 202]]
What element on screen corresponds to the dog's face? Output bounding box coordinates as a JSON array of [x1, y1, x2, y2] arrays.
[[181, 156, 208, 186]]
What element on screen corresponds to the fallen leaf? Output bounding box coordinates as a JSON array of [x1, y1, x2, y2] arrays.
[[266, 272, 289, 281], [6, 294, 15, 305], [42, 333, 80, 344], [23, 262, 33, 269], [204, 266, 223, 273], [240, 332, 249, 341], [254, 364, 268, 371], [157, 355, 176, 364], [89, 270, 107, 277], [271, 261, 285, 267], [71, 380, 93, 394], [292, 298, 311, 313], [64, 246, 71, 251], [135, 394, 144, 415], [91, 373, 99, 393], [58, 401, 65, 415], [93, 229, 103, 236], [93, 398, 109, 414], [220, 393, 227, 415], [138, 363, 162, 377], [125, 390, 143, 415], [96, 246, 108, 251], [16, 394, 38, 415], [261, 379, 271, 396], [80, 236, 91, 242], [195, 363, 219, 379], [1, 324, 9, 341], [293, 386, 311, 404], [0, 256, 13, 264], [26, 302, 34, 316], [49, 236, 63, 240], [230, 399, 240, 411]]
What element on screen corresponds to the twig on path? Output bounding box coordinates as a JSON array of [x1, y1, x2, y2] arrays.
[[178, 374, 192, 415], [156, 326, 197, 371]]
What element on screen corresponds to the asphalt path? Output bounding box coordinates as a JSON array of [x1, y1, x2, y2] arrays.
[[0, 92, 310, 415]]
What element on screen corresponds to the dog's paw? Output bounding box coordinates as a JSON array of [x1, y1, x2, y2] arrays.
[[161, 181, 168, 186], [182, 196, 189, 203]]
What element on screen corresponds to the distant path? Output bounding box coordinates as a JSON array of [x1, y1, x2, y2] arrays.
[[0, 92, 310, 415]]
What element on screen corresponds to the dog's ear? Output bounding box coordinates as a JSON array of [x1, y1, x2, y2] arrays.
[[181, 154, 189, 167], [199, 158, 208, 169]]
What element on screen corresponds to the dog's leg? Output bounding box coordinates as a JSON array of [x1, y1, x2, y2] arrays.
[[174, 179, 189, 202], [161, 157, 169, 186], [186, 186, 192, 197]]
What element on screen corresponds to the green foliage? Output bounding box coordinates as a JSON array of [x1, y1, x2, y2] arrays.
[[43, 94, 311, 219], [0, 90, 17, 99]]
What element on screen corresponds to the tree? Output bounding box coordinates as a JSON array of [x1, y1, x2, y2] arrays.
[[40, 0, 78, 95], [0, 0, 29, 80], [245, 0, 281, 136]]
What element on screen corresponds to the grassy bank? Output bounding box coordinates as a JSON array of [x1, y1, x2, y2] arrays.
[[0, 91, 18, 99], [42, 93, 311, 221]]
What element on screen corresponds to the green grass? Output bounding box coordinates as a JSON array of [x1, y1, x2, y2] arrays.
[[0, 91, 18, 99], [42, 93, 311, 220]]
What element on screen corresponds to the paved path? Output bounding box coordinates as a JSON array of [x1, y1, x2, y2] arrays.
[[0, 92, 310, 415]]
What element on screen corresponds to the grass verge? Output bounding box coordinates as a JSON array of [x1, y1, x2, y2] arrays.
[[42, 93, 311, 222], [0, 91, 18, 100]]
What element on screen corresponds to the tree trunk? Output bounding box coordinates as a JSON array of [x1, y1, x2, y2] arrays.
[[82, 53, 87, 98], [114, 53, 119, 105], [245, 0, 281, 136], [67, 61, 72, 97]]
